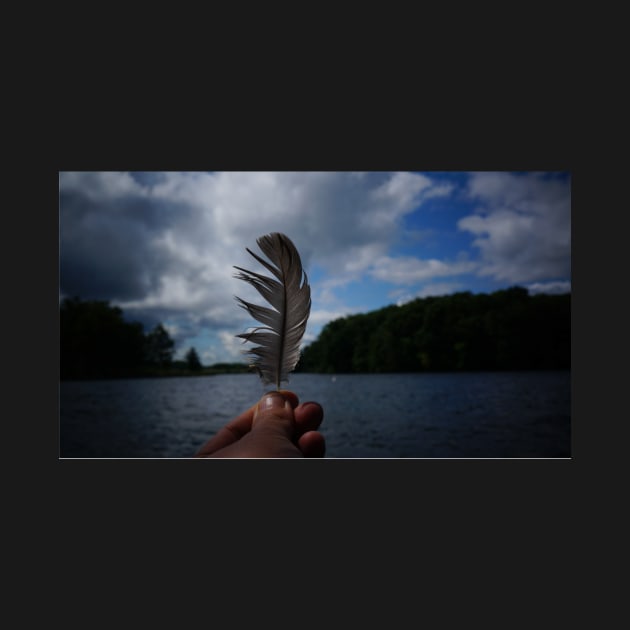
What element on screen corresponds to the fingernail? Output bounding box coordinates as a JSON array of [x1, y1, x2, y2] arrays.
[[259, 392, 286, 412]]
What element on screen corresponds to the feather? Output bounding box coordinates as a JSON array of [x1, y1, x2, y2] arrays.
[[234, 232, 311, 390]]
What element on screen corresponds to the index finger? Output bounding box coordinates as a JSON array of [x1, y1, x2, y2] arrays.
[[194, 401, 257, 457]]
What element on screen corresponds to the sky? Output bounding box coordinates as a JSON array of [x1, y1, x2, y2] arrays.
[[59, 171, 571, 364]]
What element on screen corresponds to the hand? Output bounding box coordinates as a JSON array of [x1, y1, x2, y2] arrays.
[[195, 390, 325, 458]]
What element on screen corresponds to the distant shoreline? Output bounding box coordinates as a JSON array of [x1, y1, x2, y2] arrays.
[[59, 363, 252, 382], [59, 365, 570, 382]]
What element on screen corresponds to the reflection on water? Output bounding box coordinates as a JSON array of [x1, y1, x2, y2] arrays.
[[60, 371, 570, 458]]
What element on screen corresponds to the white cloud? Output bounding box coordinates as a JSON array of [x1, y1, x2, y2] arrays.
[[370, 255, 478, 284], [459, 172, 570, 283], [392, 282, 468, 305], [218, 329, 248, 361], [59, 171, 146, 201], [416, 282, 464, 297], [309, 307, 358, 327], [526, 281, 571, 295], [371, 171, 453, 210]]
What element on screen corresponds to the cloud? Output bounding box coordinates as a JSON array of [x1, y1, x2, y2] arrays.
[[458, 172, 570, 283], [59, 174, 195, 303], [526, 281, 571, 295], [390, 282, 468, 305], [59, 171, 452, 358], [309, 307, 360, 327], [371, 171, 450, 210], [369, 255, 478, 284], [389, 282, 463, 306], [218, 330, 248, 362], [59, 171, 147, 200], [60, 171, 447, 300]]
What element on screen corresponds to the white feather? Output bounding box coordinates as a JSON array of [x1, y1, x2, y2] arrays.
[[234, 232, 311, 389]]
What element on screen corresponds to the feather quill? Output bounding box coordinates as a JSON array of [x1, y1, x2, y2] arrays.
[[234, 232, 311, 390]]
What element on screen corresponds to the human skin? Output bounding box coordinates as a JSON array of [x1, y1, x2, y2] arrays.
[[194, 390, 325, 458]]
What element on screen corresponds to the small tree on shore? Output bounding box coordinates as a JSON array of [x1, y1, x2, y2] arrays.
[[185, 347, 202, 371]]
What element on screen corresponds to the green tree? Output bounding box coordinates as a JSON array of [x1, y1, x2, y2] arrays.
[[60, 297, 145, 379], [185, 347, 203, 371], [297, 287, 570, 373], [144, 324, 175, 367]]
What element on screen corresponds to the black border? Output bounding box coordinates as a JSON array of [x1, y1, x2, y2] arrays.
[[46, 87, 592, 569]]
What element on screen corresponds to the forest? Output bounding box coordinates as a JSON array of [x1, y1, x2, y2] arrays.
[[297, 287, 570, 373], [60, 287, 570, 380], [59, 297, 247, 380]]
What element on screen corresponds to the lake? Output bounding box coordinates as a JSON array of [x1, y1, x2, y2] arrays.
[[59, 371, 571, 458]]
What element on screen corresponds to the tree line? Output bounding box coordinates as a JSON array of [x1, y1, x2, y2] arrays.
[[60, 297, 204, 380], [61, 287, 570, 380], [297, 287, 570, 373]]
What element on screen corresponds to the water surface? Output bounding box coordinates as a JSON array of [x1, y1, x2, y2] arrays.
[[60, 372, 571, 458]]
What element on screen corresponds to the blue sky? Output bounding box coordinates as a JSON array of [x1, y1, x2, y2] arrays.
[[59, 171, 571, 364]]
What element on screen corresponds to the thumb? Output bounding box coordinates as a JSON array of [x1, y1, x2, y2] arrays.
[[252, 392, 295, 438]]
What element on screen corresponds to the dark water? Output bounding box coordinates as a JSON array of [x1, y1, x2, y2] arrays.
[[59, 371, 571, 458]]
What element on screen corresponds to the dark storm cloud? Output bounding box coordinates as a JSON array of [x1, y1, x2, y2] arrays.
[[59, 186, 193, 302]]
